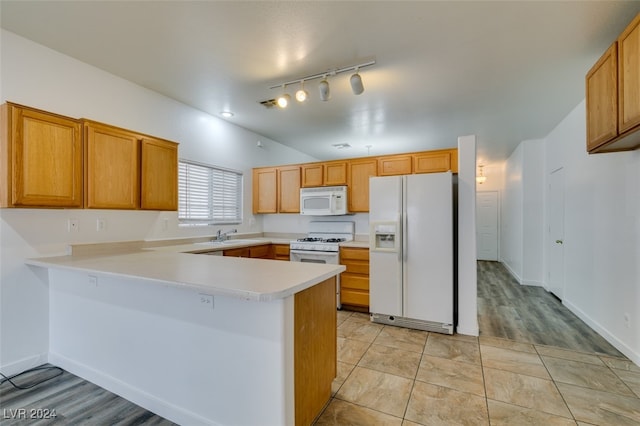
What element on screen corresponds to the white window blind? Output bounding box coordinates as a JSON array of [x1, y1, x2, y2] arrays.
[[178, 160, 243, 224]]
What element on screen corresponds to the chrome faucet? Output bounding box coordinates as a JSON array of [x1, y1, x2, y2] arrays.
[[215, 228, 237, 242]]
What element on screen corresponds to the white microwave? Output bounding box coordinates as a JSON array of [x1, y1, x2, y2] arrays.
[[300, 186, 348, 216]]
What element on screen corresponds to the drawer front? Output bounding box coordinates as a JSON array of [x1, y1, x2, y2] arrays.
[[341, 274, 369, 291], [340, 289, 369, 307], [343, 261, 369, 275], [224, 247, 249, 257], [340, 247, 369, 261]]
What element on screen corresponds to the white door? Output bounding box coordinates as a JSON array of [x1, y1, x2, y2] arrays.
[[548, 168, 565, 299], [404, 173, 453, 323], [476, 191, 499, 261]]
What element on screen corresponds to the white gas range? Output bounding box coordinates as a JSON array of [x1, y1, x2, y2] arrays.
[[289, 221, 355, 308]]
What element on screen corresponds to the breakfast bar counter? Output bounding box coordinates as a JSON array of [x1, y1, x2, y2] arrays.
[[27, 249, 344, 426]]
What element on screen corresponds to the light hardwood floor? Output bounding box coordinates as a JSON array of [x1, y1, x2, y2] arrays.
[[1, 260, 638, 425]]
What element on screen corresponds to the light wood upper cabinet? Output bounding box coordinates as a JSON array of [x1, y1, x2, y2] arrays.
[[252, 167, 277, 213], [586, 13, 640, 153], [347, 158, 377, 213], [324, 161, 347, 185], [586, 43, 619, 151], [141, 138, 178, 210], [619, 13, 640, 134], [84, 121, 140, 209], [301, 161, 347, 187], [414, 149, 458, 174], [378, 154, 413, 176], [301, 163, 323, 187], [1, 103, 83, 208], [278, 165, 301, 213]]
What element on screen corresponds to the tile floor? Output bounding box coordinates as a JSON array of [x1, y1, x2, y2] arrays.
[[314, 311, 640, 425]]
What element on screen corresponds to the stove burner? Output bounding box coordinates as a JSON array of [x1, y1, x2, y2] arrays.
[[296, 237, 347, 243], [324, 238, 346, 243]]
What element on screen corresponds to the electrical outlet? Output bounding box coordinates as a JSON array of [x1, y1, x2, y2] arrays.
[[97, 218, 106, 231], [88, 275, 98, 287], [68, 219, 79, 232], [162, 218, 169, 231], [199, 293, 214, 309]]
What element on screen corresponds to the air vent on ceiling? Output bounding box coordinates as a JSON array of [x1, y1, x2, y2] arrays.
[[332, 143, 351, 149], [260, 99, 278, 109]]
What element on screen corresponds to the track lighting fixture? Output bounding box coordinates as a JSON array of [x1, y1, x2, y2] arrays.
[[350, 68, 364, 95], [319, 77, 330, 101], [295, 80, 308, 102], [276, 85, 290, 108], [266, 60, 375, 108]]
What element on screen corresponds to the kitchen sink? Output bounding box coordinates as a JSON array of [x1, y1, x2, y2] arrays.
[[194, 239, 263, 246], [221, 239, 263, 245]]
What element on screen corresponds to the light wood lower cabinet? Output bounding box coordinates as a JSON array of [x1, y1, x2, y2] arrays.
[[1, 103, 83, 208], [294, 277, 336, 426], [272, 244, 291, 260], [339, 247, 370, 311], [223, 244, 272, 258]]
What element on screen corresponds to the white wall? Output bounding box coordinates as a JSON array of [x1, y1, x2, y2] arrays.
[[501, 139, 545, 286], [0, 30, 316, 373], [544, 100, 640, 364], [456, 135, 478, 336]]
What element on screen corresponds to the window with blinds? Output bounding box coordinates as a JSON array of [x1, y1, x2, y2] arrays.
[[178, 160, 243, 224]]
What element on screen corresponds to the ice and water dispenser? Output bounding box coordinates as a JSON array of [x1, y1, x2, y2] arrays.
[[370, 222, 400, 252]]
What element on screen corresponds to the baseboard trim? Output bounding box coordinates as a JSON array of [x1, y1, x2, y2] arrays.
[[522, 279, 544, 287], [500, 261, 522, 284], [0, 352, 48, 377], [48, 352, 219, 426], [562, 301, 640, 366]]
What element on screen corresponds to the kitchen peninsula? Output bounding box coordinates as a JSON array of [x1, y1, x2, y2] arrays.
[[26, 246, 344, 426]]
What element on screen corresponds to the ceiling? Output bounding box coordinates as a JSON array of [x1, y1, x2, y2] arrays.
[[2, 1, 640, 164]]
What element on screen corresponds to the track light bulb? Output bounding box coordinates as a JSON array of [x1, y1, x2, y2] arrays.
[[319, 78, 330, 101], [295, 81, 308, 102], [350, 72, 364, 95], [277, 93, 290, 108]]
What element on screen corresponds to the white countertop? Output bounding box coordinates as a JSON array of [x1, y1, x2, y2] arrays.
[[26, 247, 345, 302]]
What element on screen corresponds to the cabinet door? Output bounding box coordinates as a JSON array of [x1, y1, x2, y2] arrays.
[[414, 150, 456, 174], [252, 167, 277, 213], [278, 166, 301, 213], [249, 244, 272, 258], [347, 159, 377, 212], [378, 155, 413, 176], [619, 14, 640, 134], [324, 161, 347, 185], [84, 121, 140, 209], [301, 163, 323, 187], [3, 104, 83, 207], [272, 244, 291, 260], [586, 43, 618, 151], [141, 138, 178, 210]]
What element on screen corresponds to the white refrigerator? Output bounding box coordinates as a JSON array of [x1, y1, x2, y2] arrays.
[[369, 172, 454, 334]]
